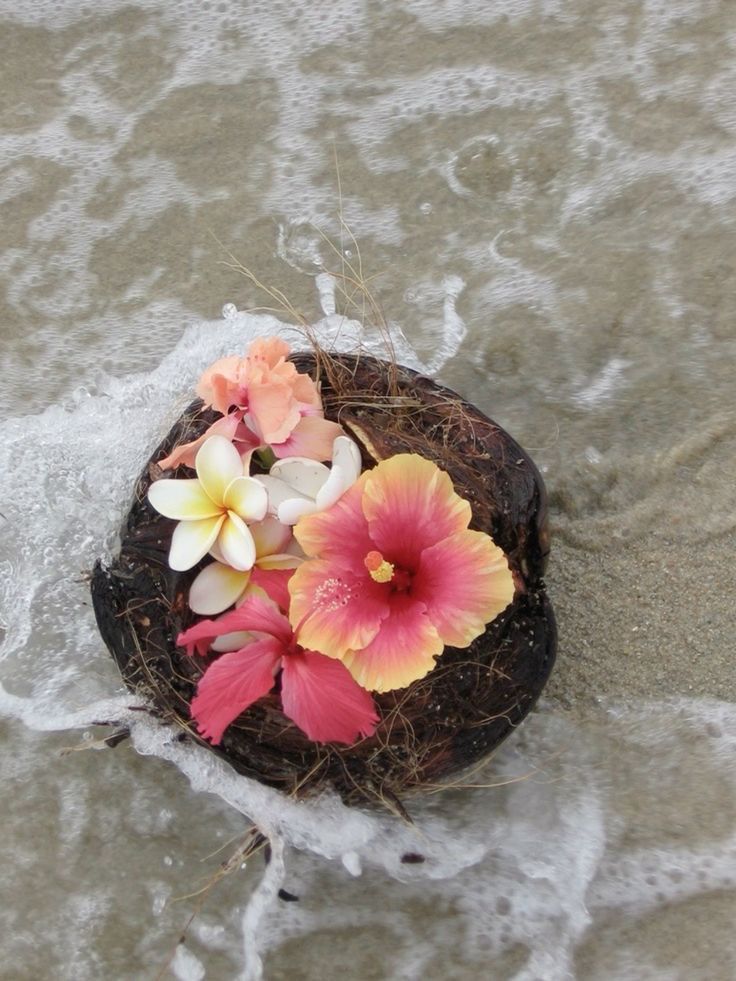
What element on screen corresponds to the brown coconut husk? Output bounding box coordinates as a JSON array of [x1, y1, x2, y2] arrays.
[[91, 352, 556, 811]]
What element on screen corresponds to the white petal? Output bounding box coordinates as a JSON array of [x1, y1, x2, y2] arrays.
[[189, 562, 250, 615], [256, 475, 311, 514], [148, 479, 222, 520], [314, 463, 350, 510], [211, 630, 254, 653], [218, 512, 257, 571], [269, 457, 330, 498], [195, 436, 244, 506], [277, 498, 320, 525], [223, 476, 268, 522], [169, 515, 225, 571], [331, 435, 362, 484], [209, 540, 226, 563], [256, 552, 303, 570], [250, 516, 292, 558]]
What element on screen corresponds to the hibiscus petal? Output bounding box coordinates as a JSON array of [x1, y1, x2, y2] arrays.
[[189, 562, 250, 616], [148, 479, 222, 520], [169, 515, 225, 571], [413, 530, 515, 648], [292, 474, 373, 561], [288, 558, 388, 658], [269, 457, 330, 497], [250, 516, 293, 557], [249, 567, 294, 611], [218, 512, 257, 571], [271, 416, 344, 462], [340, 595, 443, 693], [203, 594, 294, 645], [362, 454, 471, 569], [158, 411, 244, 471], [281, 650, 378, 744], [223, 476, 268, 522], [195, 436, 245, 505], [190, 639, 282, 744]]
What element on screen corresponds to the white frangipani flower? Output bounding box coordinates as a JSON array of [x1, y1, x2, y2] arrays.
[[256, 435, 362, 525], [148, 435, 267, 572], [188, 517, 302, 616]]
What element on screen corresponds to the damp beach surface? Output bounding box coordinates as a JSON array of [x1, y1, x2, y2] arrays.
[[1, 1, 735, 979]]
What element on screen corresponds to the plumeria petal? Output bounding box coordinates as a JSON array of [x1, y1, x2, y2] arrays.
[[256, 474, 311, 515], [148, 479, 222, 520], [280, 650, 378, 744], [271, 416, 344, 461], [361, 454, 471, 568], [269, 457, 330, 497], [314, 463, 350, 511], [413, 530, 515, 647], [189, 562, 249, 616], [190, 639, 283, 744], [340, 595, 443, 693], [158, 411, 244, 471], [292, 474, 373, 561], [277, 498, 320, 525], [332, 435, 363, 484], [250, 516, 293, 557], [218, 512, 257, 571], [223, 476, 268, 522], [195, 435, 245, 505], [288, 558, 388, 658], [211, 630, 254, 653], [169, 515, 225, 571]]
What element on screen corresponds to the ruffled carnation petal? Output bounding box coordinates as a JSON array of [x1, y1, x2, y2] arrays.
[[288, 558, 388, 658], [280, 650, 378, 744], [247, 380, 301, 444], [169, 515, 225, 572], [190, 639, 282, 744], [271, 416, 344, 462], [196, 356, 244, 414], [362, 454, 471, 568], [340, 595, 443, 693], [413, 530, 515, 648]]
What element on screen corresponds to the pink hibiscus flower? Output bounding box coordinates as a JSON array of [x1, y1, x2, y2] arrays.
[[288, 454, 516, 693], [177, 596, 379, 745]]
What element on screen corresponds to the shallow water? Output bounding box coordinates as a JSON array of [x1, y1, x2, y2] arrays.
[[1, 1, 735, 978]]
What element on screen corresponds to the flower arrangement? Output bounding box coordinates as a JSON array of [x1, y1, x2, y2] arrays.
[[92, 335, 555, 806], [146, 337, 515, 748]]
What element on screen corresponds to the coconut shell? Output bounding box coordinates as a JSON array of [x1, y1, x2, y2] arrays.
[[91, 353, 556, 809]]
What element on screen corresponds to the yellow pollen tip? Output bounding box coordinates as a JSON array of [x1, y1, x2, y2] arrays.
[[364, 550, 394, 583]]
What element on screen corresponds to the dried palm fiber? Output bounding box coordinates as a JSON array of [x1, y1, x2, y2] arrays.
[[91, 352, 556, 810]]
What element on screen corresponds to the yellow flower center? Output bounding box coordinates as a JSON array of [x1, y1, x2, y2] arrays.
[[364, 550, 395, 584]]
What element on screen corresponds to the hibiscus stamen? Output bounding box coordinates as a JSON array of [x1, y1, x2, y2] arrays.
[[364, 550, 395, 584]]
